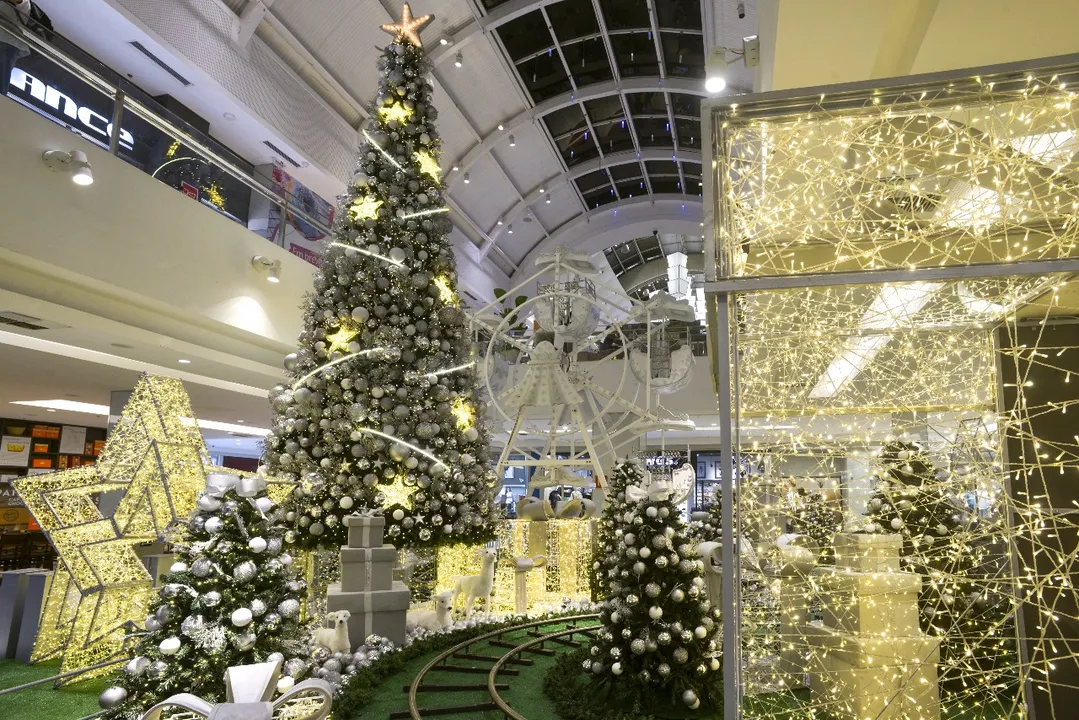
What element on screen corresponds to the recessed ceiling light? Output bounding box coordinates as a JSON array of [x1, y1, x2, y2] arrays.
[[454, 51, 462, 68], [236, 420, 245, 423], [497, 123, 504, 131], [12, 400, 109, 415], [46, 409, 56, 412], [194, 419, 271, 436], [223, 111, 237, 121], [178, 359, 191, 364], [439, 38, 449, 46]]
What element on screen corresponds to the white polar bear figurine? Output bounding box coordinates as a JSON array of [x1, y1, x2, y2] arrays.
[[406, 592, 455, 632]]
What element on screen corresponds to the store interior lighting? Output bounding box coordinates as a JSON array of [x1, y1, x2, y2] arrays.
[[11, 399, 270, 436]]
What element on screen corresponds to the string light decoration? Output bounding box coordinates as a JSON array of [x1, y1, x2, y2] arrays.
[[435, 519, 593, 614], [709, 61, 1079, 720], [14, 375, 214, 679]]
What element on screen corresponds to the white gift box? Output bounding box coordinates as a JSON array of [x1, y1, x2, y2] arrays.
[[805, 622, 941, 720], [834, 532, 903, 573], [815, 567, 922, 637]]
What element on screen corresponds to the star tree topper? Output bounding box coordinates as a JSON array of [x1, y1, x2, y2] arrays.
[[380, 3, 434, 48]]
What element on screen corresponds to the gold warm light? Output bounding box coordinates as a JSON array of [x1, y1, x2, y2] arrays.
[[414, 150, 441, 182], [435, 520, 592, 613], [450, 396, 475, 430], [13, 375, 288, 680], [710, 63, 1079, 720]]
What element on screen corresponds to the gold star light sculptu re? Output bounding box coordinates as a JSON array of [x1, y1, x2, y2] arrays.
[[14, 375, 219, 680], [380, 3, 433, 47]]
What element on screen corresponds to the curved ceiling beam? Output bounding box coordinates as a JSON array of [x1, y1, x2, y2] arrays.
[[480, 148, 702, 259], [444, 76, 708, 191], [429, 0, 566, 66], [619, 253, 707, 294], [511, 196, 705, 284]]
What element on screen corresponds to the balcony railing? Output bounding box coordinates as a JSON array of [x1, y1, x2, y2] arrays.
[[1, 14, 334, 253]]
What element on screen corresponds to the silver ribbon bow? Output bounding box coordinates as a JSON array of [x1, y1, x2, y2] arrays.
[[205, 472, 239, 497], [236, 474, 268, 498]]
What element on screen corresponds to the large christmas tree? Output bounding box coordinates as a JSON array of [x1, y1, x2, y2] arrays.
[[101, 477, 309, 719], [265, 5, 497, 551], [864, 441, 1015, 694], [590, 460, 646, 601], [587, 479, 722, 710]]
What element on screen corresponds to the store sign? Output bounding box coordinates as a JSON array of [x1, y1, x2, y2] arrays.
[[181, 181, 198, 200], [8, 67, 134, 151], [645, 452, 686, 469], [0, 481, 23, 508]]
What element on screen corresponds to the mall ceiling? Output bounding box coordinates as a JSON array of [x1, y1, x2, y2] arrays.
[[243, 0, 757, 278]]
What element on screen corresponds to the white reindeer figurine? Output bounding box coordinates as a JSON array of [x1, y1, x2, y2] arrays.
[[406, 591, 455, 632], [453, 547, 497, 618], [314, 610, 352, 654]]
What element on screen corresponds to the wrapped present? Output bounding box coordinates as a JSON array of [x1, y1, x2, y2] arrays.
[[340, 546, 398, 593], [815, 567, 922, 637], [833, 532, 903, 573], [345, 514, 386, 548], [326, 581, 409, 648]]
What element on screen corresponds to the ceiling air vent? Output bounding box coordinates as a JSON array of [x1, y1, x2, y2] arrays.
[[129, 41, 192, 87], [262, 141, 302, 168], [0, 311, 68, 331]]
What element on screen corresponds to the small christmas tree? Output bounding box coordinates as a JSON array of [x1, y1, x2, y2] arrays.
[[789, 488, 842, 564], [101, 478, 309, 719], [265, 5, 497, 552], [587, 480, 721, 710], [590, 460, 645, 601], [864, 441, 1014, 694]]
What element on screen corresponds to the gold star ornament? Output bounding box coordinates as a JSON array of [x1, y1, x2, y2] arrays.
[[349, 195, 384, 222], [415, 150, 442, 183], [380, 3, 434, 48], [326, 323, 360, 355], [378, 102, 413, 124]]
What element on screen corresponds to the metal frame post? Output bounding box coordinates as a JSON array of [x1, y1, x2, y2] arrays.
[[717, 291, 740, 719], [108, 88, 125, 156]]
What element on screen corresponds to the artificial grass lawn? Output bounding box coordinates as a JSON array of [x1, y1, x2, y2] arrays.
[[0, 659, 109, 720]]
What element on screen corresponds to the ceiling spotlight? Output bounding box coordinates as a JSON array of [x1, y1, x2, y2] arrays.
[[177, 359, 191, 364], [223, 111, 237, 121], [454, 51, 463, 68], [704, 47, 728, 94], [451, 164, 459, 172], [251, 254, 282, 283], [440, 37, 450, 46], [497, 123, 504, 131], [463, 172, 470, 183], [539, 186, 545, 193], [507, 224, 514, 234], [509, 134, 516, 146], [545, 193, 551, 204], [42, 149, 93, 185], [497, 217, 504, 225]]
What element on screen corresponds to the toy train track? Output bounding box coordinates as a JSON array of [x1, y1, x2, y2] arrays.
[[395, 613, 600, 720]]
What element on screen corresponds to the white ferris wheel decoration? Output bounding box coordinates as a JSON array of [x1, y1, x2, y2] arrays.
[[471, 247, 697, 495]]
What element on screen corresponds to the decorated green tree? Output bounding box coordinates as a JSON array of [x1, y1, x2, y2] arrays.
[[864, 441, 1014, 694], [590, 460, 646, 601], [587, 481, 722, 711], [789, 488, 842, 564], [265, 5, 497, 551], [100, 476, 309, 719]]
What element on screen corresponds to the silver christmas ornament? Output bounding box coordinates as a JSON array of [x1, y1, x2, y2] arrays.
[[98, 686, 128, 709], [233, 560, 258, 583], [124, 656, 150, 676]]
